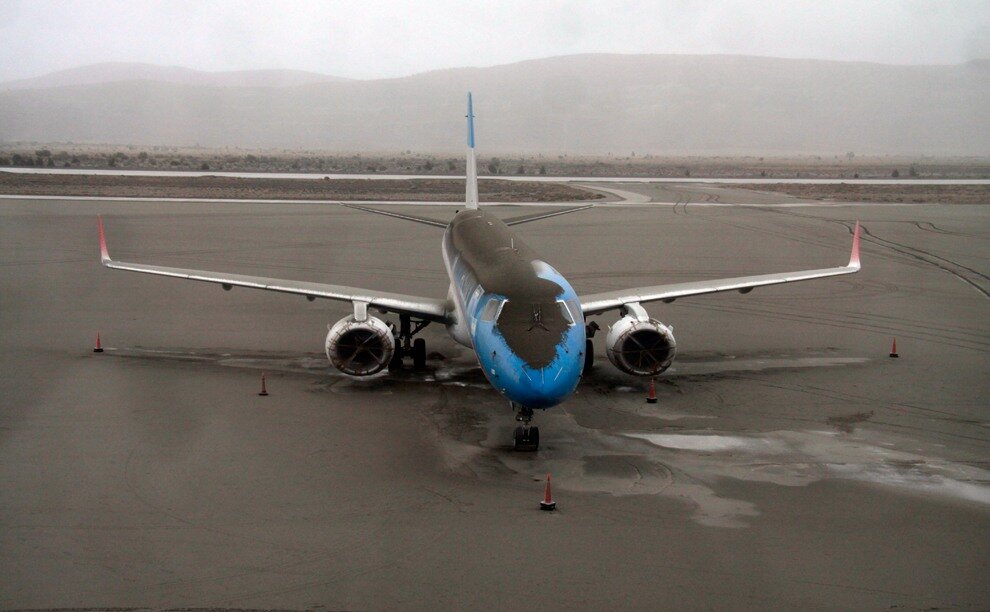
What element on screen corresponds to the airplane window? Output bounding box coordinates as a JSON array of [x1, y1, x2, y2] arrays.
[[480, 298, 505, 321]]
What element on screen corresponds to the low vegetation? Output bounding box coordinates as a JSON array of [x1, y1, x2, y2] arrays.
[[0, 173, 602, 202], [1, 144, 988, 179]]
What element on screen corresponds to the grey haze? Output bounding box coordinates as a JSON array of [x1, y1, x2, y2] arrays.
[[0, 55, 987, 155]]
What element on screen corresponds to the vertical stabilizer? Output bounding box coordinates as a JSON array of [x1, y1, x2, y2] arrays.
[[465, 92, 479, 209]]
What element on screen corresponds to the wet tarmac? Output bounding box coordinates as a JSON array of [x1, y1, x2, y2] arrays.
[[1, 190, 988, 609]]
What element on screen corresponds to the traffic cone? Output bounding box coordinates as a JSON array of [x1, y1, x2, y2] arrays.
[[889, 338, 899, 358], [646, 377, 658, 404], [540, 473, 556, 511], [93, 333, 104, 353], [258, 372, 269, 396]]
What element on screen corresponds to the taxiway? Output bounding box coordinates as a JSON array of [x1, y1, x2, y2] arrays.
[[1, 185, 987, 608]]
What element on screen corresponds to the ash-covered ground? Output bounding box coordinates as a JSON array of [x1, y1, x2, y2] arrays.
[[1, 189, 987, 609]]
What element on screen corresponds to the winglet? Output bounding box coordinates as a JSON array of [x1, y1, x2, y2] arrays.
[[848, 221, 861, 269], [465, 92, 479, 210], [97, 216, 111, 265]]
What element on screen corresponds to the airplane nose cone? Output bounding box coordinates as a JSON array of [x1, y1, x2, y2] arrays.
[[517, 361, 582, 409], [473, 321, 585, 410]]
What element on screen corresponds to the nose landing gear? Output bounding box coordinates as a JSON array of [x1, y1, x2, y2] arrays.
[[512, 404, 540, 451]]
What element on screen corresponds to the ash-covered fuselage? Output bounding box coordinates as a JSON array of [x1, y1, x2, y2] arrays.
[[442, 209, 585, 409]]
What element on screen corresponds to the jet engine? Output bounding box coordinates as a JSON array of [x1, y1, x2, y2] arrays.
[[605, 314, 677, 376], [325, 315, 395, 376]]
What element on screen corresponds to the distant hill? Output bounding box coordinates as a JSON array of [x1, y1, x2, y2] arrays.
[[0, 62, 351, 91], [1, 54, 987, 155]]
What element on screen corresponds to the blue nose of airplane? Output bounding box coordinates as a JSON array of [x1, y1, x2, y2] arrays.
[[472, 308, 587, 410], [500, 355, 584, 410]]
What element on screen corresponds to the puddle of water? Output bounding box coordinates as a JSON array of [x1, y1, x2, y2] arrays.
[[625, 430, 990, 506], [653, 413, 718, 421], [626, 433, 789, 453]]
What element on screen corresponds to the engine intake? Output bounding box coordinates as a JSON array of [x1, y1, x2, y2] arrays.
[[325, 315, 395, 376], [606, 314, 677, 376]]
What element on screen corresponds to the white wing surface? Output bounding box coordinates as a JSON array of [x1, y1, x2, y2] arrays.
[[580, 223, 861, 316], [98, 217, 448, 322]]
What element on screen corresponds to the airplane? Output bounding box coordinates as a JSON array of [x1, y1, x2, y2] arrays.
[[97, 93, 862, 451]]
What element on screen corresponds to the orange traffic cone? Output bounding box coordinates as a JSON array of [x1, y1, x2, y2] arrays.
[[646, 377, 658, 403], [540, 473, 556, 511], [93, 332, 104, 353], [889, 338, 899, 358], [258, 372, 269, 396]]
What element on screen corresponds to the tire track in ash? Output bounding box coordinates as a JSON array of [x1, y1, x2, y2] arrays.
[[680, 371, 990, 451], [914, 221, 960, 235], [685, 299, 989, 353], [728, 375, 990, 448], [759, 207, 990, 300], [705, 209, 927, 272], [576, 267, 987, 352], [576, 282, 988, 352], [858, 224, 990, 299], [670, 194, 691, 215]]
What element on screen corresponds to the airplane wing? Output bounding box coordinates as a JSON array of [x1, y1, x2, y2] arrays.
[[341, 203, 596, 228], [503, 204, 596, 226], [340, 203, 448, 228], [98, 217, 448, 322], [579, 222, 861, 316]]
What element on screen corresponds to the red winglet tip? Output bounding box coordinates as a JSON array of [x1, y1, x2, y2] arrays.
[[98, 216, 110, 263], [848, 221, 861, 268]]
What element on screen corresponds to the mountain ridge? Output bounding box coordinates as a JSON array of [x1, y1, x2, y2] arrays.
[[1, 54, 986, 155], [0, 62, 352, 91]]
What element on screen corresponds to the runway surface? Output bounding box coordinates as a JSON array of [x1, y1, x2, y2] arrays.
[[1, 185, 988, 609]]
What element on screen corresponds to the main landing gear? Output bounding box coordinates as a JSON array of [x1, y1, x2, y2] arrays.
[[583, 321, 600, 376], [513, 403, 540, 452], [389, 313, 430, 371]]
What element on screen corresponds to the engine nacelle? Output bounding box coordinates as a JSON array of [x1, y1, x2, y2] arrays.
[[605, 314, 677, 376], [325, 315, 395, 376]]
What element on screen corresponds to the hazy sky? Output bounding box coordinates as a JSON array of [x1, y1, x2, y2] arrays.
[[2, 0, 988, 81]]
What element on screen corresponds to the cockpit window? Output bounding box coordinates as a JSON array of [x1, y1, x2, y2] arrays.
[[557, 299, 578, 326], [568, 299, 581, 323], [480, 297, 506, 321]]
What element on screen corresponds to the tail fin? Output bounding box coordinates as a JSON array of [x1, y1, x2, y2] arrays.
[[465, 92, 479, 209]]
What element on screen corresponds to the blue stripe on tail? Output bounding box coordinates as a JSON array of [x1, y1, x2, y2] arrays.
[[467, 92, 475, 149]]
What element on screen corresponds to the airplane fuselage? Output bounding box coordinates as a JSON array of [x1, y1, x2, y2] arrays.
[[95, 92, 862, 453], [442, 209, 585, 410]]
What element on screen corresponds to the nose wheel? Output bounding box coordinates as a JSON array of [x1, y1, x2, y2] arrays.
[[512, 404, 540, 451]]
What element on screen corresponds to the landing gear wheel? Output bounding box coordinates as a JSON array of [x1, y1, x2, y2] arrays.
[[513, 426, 540, 452], [412, 337, 427, 370], [388, 346, 404, 371], [583, 338, 594, 375]]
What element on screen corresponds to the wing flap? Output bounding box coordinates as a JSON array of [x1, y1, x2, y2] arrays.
[[580, 222, 861, 315]]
